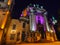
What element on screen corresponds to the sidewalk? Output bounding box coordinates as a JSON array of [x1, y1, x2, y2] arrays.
[[16, 41, 60, 45]]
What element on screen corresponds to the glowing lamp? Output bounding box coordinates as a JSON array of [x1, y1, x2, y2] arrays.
[[8, 0, 12, 5], [22, 9, 27, 17]]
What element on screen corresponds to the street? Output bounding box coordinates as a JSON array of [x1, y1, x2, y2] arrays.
[[16, 41, 60, 45]]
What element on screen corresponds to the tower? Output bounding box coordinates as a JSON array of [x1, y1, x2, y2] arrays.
[[20, 4, 57, 42]]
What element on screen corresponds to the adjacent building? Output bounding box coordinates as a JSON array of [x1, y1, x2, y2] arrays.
[[0, 0, 15, 45]]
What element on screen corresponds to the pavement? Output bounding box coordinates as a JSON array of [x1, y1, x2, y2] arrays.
[[16, 41, 60, 45]]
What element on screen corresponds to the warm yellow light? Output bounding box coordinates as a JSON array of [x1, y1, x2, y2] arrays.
[[50, 30, 53, 33], [22, 9, 27, 17], [6, 11, 9, 14], [11, 30, 16, 33], [37, 36, 41, 41], [1, 11, 9, 29], [8, 0, 11, 5]]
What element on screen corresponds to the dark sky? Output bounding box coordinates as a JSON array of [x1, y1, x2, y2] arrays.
[[11, 0, 60, 19]]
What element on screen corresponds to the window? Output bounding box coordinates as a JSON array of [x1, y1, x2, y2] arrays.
[[10, 34, 15, 40], [17, 32, 20, 41], [23, 22, 26, 28], [3, 14, 5, 15], [27, 32, 28, 36], [30, 33, 32, 37], [22, 31, 26, 41], [27, 21, 29, 24], [12, 24, 16, 30], [38, 20, 40, 24]]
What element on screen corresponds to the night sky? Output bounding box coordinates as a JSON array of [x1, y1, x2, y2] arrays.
[[11, 0, 60, 19]]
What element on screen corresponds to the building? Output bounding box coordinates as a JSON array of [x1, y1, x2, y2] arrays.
[[0, 3, 58, 44], [0, 0, 15, 45], [6, 19, 22, 44], [19, 4, 57, 42]]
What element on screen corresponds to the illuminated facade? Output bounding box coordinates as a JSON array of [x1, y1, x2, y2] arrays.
[[6, 19, 22, 44], [0, 0, 15, 29], [0, 2, 58, 45], [19, 4, 57, 42], [0, 0, 15, 45]]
